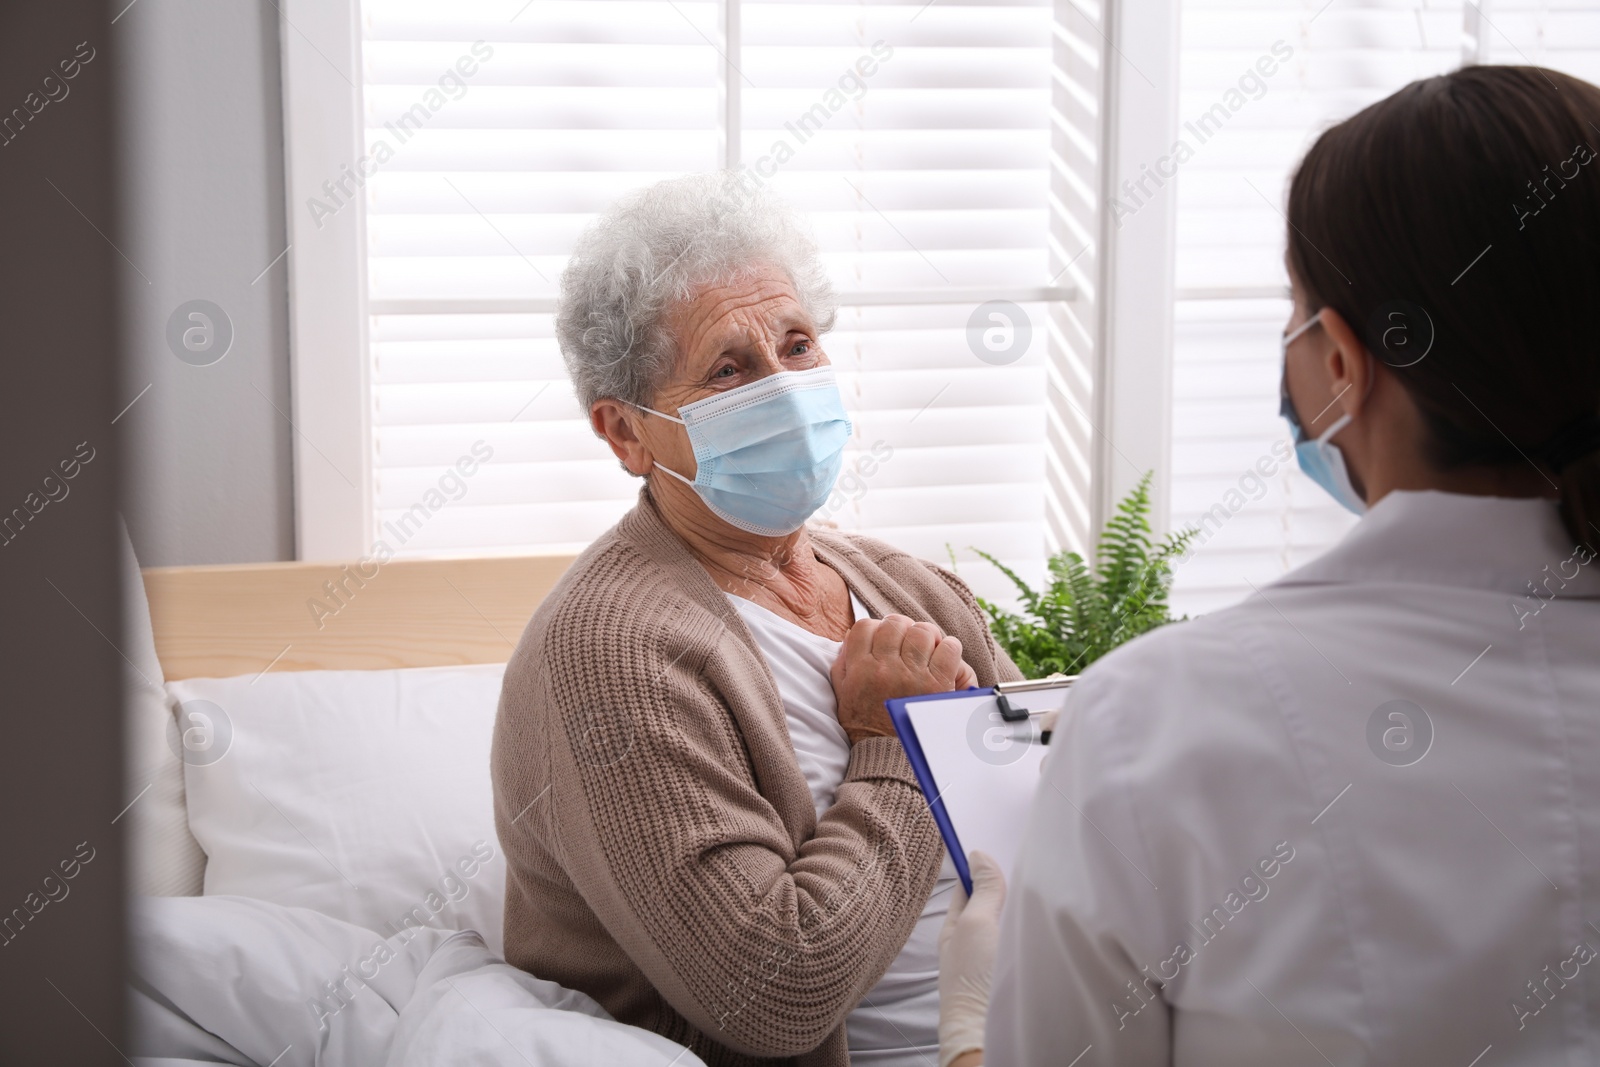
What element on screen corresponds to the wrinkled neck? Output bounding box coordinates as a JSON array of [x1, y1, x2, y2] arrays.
[[650, 482, 834, 614]]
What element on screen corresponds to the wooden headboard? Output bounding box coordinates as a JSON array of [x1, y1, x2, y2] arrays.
[[143, 553, 578, 680]]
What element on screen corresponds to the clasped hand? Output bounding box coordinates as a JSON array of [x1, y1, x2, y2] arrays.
[[828, 614, 978, 744]]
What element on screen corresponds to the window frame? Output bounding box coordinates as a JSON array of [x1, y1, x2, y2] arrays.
[[280, 0, 374, 560]]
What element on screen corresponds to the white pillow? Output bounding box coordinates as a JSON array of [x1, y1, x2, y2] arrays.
[[122, 517, 207, 896], [169, 663, 508, 952]]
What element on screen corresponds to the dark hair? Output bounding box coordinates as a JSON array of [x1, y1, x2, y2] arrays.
[[1287, 65, 1600, 553]]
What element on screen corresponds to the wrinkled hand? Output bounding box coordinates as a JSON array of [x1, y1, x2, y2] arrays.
[[938, 851, 1006, 1067], [830, 614, 971, 743], [953, 658, 979, 690]]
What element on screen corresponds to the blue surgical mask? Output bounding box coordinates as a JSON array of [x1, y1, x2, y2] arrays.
[[632, 366, 854, 536], [1279, 314, 1368, 516]]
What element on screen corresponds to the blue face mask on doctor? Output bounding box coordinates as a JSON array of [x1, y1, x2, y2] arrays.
[[1279, 312, 1368, 516], [632, 365, 854, 536]]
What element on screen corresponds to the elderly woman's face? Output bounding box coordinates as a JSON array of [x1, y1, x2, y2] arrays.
[[654, 262, 827, 411], [598, 261, 835, 515]]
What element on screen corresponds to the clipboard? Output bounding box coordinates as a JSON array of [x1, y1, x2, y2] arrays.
[[887, 676, 1076, 895]]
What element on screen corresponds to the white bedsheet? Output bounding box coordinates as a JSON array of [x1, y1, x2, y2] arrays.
[[129, 895, 703, 1067]]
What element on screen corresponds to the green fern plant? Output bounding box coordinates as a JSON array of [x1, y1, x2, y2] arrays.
[[954, 472, 1196, 678]]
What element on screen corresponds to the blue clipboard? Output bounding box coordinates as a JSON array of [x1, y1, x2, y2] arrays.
[[887, 679, 1073, 896], [887, 687, 991, 896]]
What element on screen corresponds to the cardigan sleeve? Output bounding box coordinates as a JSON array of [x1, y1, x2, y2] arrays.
[[510, 607, 945, 1060]]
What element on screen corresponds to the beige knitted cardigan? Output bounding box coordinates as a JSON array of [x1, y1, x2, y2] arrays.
[[491, 485, 1023, 1067]]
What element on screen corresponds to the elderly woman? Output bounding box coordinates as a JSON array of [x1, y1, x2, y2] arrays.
[[491, 171, 1023, 1067]]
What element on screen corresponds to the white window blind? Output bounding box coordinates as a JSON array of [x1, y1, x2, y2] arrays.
[[1168, 0, 1477, 616], [1475, 0, 1600, 77], [361, 1, 719, 558], [358, 0, 1058, 606]]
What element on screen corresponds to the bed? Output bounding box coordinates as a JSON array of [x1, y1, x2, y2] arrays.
[[124, 537, 705, 1067]]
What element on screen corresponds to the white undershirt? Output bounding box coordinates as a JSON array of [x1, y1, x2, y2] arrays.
[[726, 590, 958, 1067]]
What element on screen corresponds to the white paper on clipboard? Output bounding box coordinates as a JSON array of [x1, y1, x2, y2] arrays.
[[901, 679, 1075, 881]]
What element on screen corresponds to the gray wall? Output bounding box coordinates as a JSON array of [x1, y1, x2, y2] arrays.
[[118, 0, 294, 566]]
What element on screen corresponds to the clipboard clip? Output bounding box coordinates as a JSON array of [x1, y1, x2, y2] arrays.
[[994, 692, 1030, 723], [993, 672, 1078, 722]]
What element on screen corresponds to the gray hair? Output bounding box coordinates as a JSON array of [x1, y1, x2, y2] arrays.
[[555, 171, 837, 414]]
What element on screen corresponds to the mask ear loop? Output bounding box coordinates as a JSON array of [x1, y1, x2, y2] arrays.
[[1281, 308, 1375, 443], [630, 401, 685, 425], [1280, 310, 1323, 356], [1320, 342, 1382, 513], [628, 400, 694, 484], [1290, 310, 1379, 513], [1312, 345, 1380, 447], [1280, 310, 1325, 442], [1312, 409, 1354, 447]]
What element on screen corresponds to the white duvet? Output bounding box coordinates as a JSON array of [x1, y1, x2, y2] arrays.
[[129, 895, 702, 1067]]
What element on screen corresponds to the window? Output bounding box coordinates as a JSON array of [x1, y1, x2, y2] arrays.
[[283, 0, 1599, 615], [356, 0, 1061, 606], [282, 0, 1187, 609]]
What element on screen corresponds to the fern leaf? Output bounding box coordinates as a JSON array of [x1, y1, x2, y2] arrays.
[[972, 472, 1192, 678]]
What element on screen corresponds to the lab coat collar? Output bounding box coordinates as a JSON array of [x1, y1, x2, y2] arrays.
[[1271, 489, 1600, 598]]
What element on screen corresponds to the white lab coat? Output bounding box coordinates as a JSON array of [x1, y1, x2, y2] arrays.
[[988, 489, 1600, 1066]]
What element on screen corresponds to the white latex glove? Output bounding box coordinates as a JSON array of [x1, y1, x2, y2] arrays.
[[1038, 707, 1062, 738], [937, 850, 1007, 1067]]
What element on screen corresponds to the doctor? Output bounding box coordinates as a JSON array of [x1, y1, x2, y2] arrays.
[[934, 64, 1600, 1065]]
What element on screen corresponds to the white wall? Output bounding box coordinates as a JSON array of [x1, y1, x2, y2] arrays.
[[117, 0, 294, 566]]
